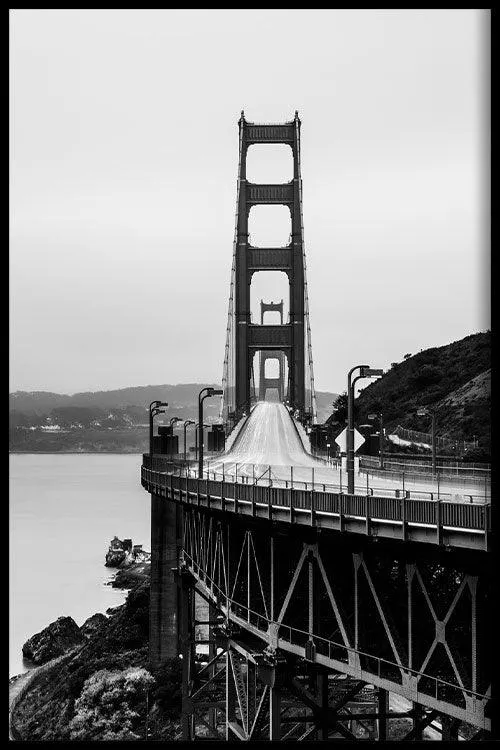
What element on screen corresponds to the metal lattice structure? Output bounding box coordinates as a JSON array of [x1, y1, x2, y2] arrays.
[[143, 465, 492, 740], [220, 112, 317, 434]]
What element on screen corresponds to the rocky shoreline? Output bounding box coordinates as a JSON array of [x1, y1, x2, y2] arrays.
[[19, 536, 151, 667], [8, 537, 179, 742]]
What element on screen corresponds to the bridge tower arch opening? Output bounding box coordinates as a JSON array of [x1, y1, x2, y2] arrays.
[[221, 111, 317, 432]]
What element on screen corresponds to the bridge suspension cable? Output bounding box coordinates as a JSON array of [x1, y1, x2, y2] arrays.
[[294, 114, 317, 424]]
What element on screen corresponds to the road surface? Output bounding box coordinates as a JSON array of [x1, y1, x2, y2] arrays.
[[206, 402, 488, 502]]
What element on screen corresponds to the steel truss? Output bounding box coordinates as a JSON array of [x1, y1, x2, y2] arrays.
[[178, 508, 491, 739]]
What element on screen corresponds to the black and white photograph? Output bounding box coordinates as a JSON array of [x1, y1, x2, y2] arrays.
[[9, 8, 492, 742]]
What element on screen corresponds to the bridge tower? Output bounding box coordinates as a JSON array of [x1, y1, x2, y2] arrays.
[[221, 112, 317, 432]]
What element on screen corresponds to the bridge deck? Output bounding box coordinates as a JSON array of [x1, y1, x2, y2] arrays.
[[141, 467, 490, 552]]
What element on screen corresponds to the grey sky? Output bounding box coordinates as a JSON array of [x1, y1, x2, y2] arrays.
[[10, 9, 490, 395]]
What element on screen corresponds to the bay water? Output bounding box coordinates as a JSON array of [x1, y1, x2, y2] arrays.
[[9, 454, 150, 677]]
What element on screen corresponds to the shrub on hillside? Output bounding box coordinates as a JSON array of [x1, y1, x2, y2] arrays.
[[409, 365, 444, 390], [69, 667, 154, 740], [150, 658, 182, 718]]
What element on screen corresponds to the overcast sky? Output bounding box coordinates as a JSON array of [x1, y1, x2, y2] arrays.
[[10, 9, 490, 395]]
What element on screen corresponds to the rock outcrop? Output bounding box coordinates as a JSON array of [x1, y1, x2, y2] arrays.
[[22, 616, 85, 665], [80, 613, 108, 639]]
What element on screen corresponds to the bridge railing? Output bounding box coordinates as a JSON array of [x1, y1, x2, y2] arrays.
[[141, 466, 491, 535], [359, 454, 491, 476], [359, 464, 491, 491], [142, 454, 490, 503]]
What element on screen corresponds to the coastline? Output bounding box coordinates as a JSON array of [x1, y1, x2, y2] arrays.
[[9, 649, 82, 740], [10, 450, 143, 454], [9, 556, 151, 741]]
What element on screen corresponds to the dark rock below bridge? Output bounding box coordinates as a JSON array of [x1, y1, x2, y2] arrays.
[[22, 616, 85, 665], [80, 612, 108, 638]]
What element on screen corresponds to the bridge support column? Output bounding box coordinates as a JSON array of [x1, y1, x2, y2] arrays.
[[412, 703, 424, 740], [269, 684, 282, 740], [180, 569, 195, 740], [377, 687, 389, 740], [317, 671, 329, 740], [441, 716, 460, 740], [207, 601, 217, 735], [149, 492, 183, 668]]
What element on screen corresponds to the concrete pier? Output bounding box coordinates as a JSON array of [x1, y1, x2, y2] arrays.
[[149, 492, 182, 667]]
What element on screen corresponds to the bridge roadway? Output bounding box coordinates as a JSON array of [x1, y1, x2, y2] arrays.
[[207, 401, 489, 503], [144, 402, 489, 554], [143, 401, 491, 737]]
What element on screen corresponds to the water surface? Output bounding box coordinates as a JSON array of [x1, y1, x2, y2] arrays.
[[10, 454, 149, 677]]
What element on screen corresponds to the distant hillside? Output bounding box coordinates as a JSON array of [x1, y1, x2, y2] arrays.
[[354, 331, 490, 452], [9, 383, 338, 453], [9, 383, 222, 415], [315, 390, 339, 424]]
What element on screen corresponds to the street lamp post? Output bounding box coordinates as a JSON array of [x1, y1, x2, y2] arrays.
[[347, 366, 383, 494], [183, 420, 195, 462], [195, 422, 210, 461], [198, 388, 223, 477], [368, 412, 384, 470], [149, 400, 168, 457], [169, 417, 182, 457], [417, 407, 436, 477]]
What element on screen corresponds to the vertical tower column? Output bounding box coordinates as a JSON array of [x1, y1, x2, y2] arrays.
[[235, 114, 250, 416], [290, 113, 305, 415]]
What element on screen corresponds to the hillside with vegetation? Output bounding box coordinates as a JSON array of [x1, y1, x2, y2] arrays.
[[341, 331, 490, 458]]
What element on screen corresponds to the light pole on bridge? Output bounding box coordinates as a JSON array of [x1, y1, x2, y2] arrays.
[[347, 366, 383, 494], [183, 420, 195, 462], [198, 388, 223, 477], [169, 417, 182, 457], [195, 422, 210, 462], [149, 400, 168, 457]]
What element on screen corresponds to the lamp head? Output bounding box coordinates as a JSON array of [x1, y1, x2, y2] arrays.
[[207, 388, 223, 397], [360, 367, 384, 378], [417, 407, 429, 417]]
